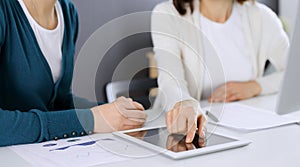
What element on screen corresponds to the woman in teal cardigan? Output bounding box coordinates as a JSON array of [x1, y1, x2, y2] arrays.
[[0, 0, 146, 146]]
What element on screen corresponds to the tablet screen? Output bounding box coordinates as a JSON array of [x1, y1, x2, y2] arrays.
[[124, 127, 237, 153]]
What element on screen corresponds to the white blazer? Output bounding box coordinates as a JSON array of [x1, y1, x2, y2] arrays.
[[151, 0, 289, 111]]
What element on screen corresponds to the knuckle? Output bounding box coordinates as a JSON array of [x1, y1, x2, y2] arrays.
[[172, 108, 179, 115], [227, 83, 234, 88], [117, 96, 124, 101], [119, 115, 126, 123], [178, 127, 186, 134], [141, 113, 147, 119]]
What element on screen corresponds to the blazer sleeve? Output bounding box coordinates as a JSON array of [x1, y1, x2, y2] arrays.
[[255, 4, 290, 95], [151, 4, 197, 111], [0, 108, 94, 147]]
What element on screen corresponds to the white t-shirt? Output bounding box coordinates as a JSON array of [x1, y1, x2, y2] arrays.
[[200, 3, 254, 99], [18, 0, 64, 83]]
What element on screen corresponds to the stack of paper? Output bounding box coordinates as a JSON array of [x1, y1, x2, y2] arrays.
[[206, 103, 300, 132]]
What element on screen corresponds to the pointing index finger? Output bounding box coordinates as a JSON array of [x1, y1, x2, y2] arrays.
[[185, 118, 197, 143]]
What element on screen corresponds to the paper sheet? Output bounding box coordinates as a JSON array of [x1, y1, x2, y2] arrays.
[[9, 136, 131, 167], [206, 103, 300, 132]]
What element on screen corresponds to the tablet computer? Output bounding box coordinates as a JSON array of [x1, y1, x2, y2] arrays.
[[113, 126, 251, 159]]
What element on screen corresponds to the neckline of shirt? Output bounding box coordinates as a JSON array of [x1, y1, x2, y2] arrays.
[[200, 2, 238, 27], [18, 0, 62, 33]]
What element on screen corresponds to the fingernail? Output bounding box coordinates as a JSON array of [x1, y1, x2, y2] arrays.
[[186, 137, 191, 143]]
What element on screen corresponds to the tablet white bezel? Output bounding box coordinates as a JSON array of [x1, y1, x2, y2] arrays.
[[113, 126, 252, 159]]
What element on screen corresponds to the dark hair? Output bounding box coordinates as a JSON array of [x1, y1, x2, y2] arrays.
[[173, 0, 252, 15]]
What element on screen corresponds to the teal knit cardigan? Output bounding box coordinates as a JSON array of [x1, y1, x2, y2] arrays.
[[0, 0, 98, 146]]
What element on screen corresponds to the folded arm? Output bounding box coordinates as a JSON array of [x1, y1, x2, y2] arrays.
[[256, 4, 290, 95]]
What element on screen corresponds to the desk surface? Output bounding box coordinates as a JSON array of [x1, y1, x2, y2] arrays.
[[1, 95, 300, 167]]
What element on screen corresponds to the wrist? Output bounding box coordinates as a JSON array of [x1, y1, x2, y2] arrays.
[[91, 107, 99, 133], [91, 105, 108, 133], [175, 99, 199, 107], [174, 100, 202, 115], [250, 81, 262, 96]]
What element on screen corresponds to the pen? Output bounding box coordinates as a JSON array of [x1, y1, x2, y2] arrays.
[[205, 110, 219, 122]]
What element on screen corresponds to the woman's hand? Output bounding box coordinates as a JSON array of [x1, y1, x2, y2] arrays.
[[166, 134, 206, 152], [91, 97, 146, 133], [166, 100, 206, 143], [209, 81, 262, 103]]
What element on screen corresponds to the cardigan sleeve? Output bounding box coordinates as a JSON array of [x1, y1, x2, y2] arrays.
[[69, 0, 79, 47], [0, 108, 94, 147], [0, 5, 5, 48], [255, 4, 290, 95], [151, 4, 197, 111]]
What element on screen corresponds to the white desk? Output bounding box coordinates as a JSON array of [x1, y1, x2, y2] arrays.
[[1, 95, 300, 167]]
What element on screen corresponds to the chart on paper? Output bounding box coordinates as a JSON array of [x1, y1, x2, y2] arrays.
[[9, 136, 132, 167]]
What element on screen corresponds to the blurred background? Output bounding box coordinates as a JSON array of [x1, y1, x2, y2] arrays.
[[72, 0, 298, 104]]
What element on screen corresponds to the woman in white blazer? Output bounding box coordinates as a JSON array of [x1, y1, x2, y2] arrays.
[[151, 0, 289, 143]]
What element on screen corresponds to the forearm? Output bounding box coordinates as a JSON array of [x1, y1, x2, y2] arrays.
[[256, 71, 284, 95], [159, 83, 196, 111], [0, 108, 94, 147], [154, 49, 196, 110]]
